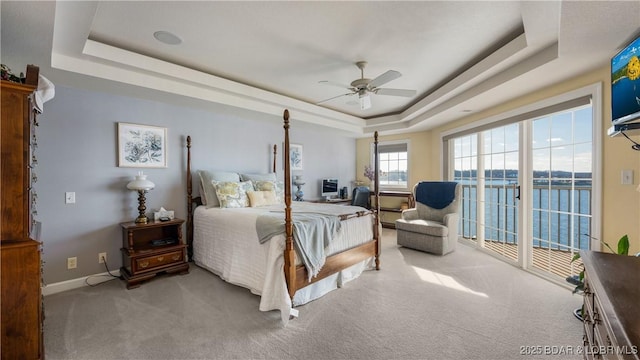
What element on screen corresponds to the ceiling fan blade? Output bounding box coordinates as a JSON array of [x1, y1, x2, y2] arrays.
[[316, 92, 354, 104], [375, 88, 417, 97], [318, 80, 351, 89], [368, 70, 401, 88]]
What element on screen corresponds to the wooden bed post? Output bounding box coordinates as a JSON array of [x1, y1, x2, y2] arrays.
[[283, 110, 296, 300], [186, 136, 194, 261], [273, 144, 277, 174], [373, 131, 380, 270]]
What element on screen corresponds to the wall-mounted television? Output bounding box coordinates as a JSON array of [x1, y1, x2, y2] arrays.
[[321, 179, 338, 200], [611, 33, 640, 126]]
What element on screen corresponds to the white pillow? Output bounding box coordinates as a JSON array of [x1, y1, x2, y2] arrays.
[[240, 173, 277, 182], [212, 180, 253, 208], [246, 190, 277, 207], [253, 180, 285, 204], [198, 170, 240, 207]]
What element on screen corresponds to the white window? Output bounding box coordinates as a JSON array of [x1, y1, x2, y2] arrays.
[[374, 141, 409, 189]]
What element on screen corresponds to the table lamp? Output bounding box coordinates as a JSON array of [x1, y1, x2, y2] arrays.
[[293, 175, 305, 201], [127, 171, 155, 223]]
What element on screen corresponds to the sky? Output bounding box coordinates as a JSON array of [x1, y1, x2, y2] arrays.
[[454, 105, 593, 175]]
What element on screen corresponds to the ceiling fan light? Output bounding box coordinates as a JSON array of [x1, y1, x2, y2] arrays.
[[318, 61, 414, 112], [359, 94, 371, 110]]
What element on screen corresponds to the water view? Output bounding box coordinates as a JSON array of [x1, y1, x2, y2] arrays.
[[456, 176, 592, 251]]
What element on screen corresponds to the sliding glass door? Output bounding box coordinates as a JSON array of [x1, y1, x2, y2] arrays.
[[454, 134, 478, 243], [455, 124, 520, 263], [481, 124, 520, 262], [530, 106, 592, 278], [450, 102, 594, 280]]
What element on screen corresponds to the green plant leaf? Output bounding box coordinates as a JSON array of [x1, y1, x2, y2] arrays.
[[618, 235, 630, 255], [589, 233, 631, 255], [571, 253, 581, 263]]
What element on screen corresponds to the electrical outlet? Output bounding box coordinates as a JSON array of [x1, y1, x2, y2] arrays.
[[98, 252, 107, 264], [67, 257, 77, 269]]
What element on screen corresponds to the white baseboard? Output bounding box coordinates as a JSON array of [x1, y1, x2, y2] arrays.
[[42, 269, 121, 296]]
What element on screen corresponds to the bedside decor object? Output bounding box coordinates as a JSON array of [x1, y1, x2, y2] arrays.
[[127, 171, 155, 224], [153, 207, 175, 221], [340, 186, 349, 199], [1, 63, 21, 82], [293, 175, 305, 201], [364, 165, 375, 181], [118, 122, 167, 168], [364, 165, 379, 190]]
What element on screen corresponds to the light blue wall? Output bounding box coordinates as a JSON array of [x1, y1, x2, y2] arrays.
[[37, 85, 357, 284]]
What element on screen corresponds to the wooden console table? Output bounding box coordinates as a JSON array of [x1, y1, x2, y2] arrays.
[[372, 191, 415, 229], [581, 250, 640, 359], [309, 198, 352, 205]]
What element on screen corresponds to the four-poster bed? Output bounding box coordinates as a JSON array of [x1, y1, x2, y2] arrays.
[[185, 109, 380, 322]]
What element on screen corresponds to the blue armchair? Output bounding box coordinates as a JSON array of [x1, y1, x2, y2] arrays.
[[395, 181, 461, 255]]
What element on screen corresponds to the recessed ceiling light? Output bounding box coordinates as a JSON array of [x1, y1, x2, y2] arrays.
[[153, 31, 182, 45]]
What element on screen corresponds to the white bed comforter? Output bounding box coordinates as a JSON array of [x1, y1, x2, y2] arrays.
[[193, 202, 375, 324]]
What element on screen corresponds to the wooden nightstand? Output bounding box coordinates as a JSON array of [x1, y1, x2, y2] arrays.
[[120, 218, 189, 289]]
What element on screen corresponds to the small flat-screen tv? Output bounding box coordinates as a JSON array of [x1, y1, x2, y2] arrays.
[[611, 34, 640, 125], [321, 179, 338, 200]]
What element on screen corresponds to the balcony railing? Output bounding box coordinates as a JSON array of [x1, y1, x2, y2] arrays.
[[458, 182, 592, 251]]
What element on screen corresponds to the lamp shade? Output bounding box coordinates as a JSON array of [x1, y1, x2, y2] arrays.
[[127, 171, 155, 191], [293, 175, 305, 186]]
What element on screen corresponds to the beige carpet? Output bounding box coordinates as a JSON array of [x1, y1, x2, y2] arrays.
[[44, 229, 583, 359]]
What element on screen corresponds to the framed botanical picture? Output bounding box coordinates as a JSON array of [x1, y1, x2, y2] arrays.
[[118, 122, 167, 168], [289, 143, 303, 171]]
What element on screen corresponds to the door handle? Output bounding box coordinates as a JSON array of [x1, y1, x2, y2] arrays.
[[515, 185, 521, 200]]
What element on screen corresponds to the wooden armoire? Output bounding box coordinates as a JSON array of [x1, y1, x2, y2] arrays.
[[1, 66, 44, 359]]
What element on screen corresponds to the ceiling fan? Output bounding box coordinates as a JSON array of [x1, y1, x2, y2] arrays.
[[317, 61, 417, 110]]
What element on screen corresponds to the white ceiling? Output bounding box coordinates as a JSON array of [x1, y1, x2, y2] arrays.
[[2, 1, 639, 136]]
